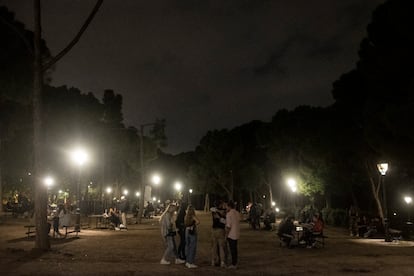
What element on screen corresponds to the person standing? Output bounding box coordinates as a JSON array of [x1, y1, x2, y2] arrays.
[[175, 202, 188, 261], [349, 205, 359, 237], [225, 200, 240, 269], [211, 201, 227, 267], [159, 204, 185, 265], [119, 196, 129, 229], [184, 205, 200, 268]]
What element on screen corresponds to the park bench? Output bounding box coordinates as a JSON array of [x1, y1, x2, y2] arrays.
[[24, 225, 36, 238], [61, 224, 80, 238]]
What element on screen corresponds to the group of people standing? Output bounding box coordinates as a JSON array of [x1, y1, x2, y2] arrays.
[[46, 204, 70, 237], [159, 200, 240, 269]]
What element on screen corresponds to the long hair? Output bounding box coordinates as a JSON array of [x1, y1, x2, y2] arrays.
[[159, 203, 175, 222], [184, 205, 196, 227]]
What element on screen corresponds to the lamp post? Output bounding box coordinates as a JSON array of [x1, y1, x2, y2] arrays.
[[174, 181, 182, 201], [188, 188, 193, 204], [286, 178, 298, 218], [71, 148, 89, 231], [44, 176, 54, 204], [105, 187, 112, 211], [377, 162, 391, 242], [404, 196, 412, 222], [151, 174, 162, 200], [137, 123, 157, 223]]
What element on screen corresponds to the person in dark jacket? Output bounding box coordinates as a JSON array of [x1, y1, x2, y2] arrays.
[[175, 202, 188, 261], [277, 216, 295, 247], [211, 200, 227, 267]]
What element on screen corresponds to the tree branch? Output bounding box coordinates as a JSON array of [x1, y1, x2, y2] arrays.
[[41, 0, 104, 71]]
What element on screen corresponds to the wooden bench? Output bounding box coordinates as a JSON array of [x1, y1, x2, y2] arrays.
[[62, 224, 80, 238], [24, 225, 36, 238]]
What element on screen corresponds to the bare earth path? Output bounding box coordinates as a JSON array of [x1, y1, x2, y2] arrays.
[[1, 212, 414, 275]]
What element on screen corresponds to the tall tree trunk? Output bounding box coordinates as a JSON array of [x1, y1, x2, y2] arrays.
[[365, 162, 385, 224], [33, 0, 50, 250], [265, 180, 273, 208]]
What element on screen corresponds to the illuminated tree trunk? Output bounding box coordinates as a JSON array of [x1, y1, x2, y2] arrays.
[[33, 0, 50, 250], [366, 162, 385, 224], [31, 0, 103, 249]]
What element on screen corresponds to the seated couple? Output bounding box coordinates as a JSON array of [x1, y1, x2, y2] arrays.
[[105, 208, 126, 230], [299, 213, 324, 248], [278, 213, 324, 248]]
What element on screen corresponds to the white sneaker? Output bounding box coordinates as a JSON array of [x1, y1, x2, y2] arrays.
[[175, 258, 185, 264], [185, 263, 198, 268], [160, 259, 170, 265], [115, 227, 120, 231]]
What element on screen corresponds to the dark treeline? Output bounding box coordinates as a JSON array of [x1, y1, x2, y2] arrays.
[[1, 0, 414, 227], [152, 0, 414, 223]]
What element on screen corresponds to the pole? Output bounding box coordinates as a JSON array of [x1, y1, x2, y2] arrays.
[[75, 167, 81, 231], [382, 176, 391, 242], [137, 125, 145, 224]]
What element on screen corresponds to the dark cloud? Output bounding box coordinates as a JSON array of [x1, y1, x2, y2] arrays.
[[0, 0, 385, 153]]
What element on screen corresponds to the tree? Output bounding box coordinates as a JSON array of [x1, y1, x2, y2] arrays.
[[331, 0, 414, 220], [31, 0, 103, 251]]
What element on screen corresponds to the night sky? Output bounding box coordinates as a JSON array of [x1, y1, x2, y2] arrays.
[[1, 0, 384, 154]]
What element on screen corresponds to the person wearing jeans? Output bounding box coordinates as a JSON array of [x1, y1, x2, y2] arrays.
[[225, 200, 240, 269], [159, 204, 185, 265], [184, 205, 200, 268]]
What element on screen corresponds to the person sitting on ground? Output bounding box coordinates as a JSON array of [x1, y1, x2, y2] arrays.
[[277, 216, 295, 247]]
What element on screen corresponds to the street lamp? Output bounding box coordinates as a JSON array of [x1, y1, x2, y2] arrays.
[[174, 181, 182, 191], [286, 177, 298, 218], [287, 178, 297, 193], [404, 196, 412, 222], [44, 176, 54, 188], [71, 148, 89, 205], [71, 147, 89, 231], [151, 174, 161, 185], [188, 188, 193, 204], [377, 162, 391, 242], [151, 174, 162, 201], [174, 181, 183, 201], [44, 176, 55, 204]]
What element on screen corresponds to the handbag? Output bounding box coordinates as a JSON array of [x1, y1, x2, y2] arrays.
[[188, 225, 196, 235]]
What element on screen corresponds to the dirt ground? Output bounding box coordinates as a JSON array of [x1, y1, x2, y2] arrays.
[[1, 211, 414, 276]]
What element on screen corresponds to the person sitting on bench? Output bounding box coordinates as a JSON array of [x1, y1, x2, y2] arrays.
[[301, 213, 324, 248]]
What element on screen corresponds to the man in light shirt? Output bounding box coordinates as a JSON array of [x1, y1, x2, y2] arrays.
[[225, 200, 240, 269]]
